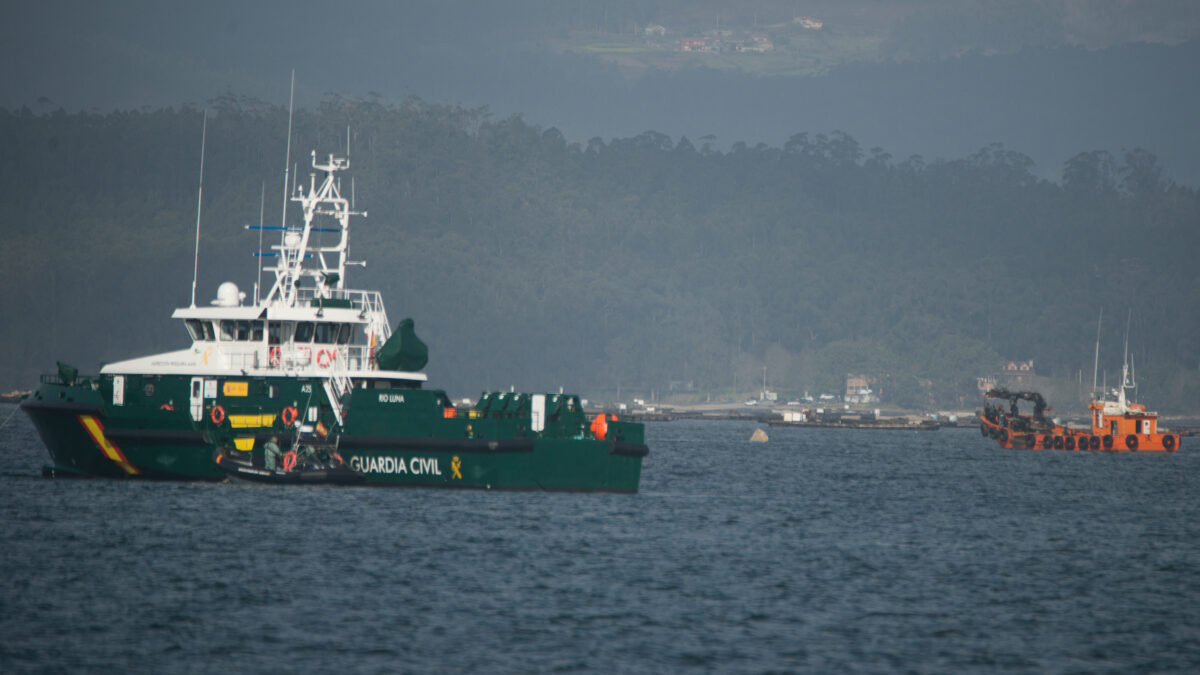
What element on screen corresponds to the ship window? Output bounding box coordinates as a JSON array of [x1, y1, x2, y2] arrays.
[[220, 320, 237, 341], [251, 320, 264, 342], [294, 322, 315, 343], [268, 321, 283, 345], [337, 323, 353, 344], [144, 382, 155, 397], [236, 320, 252, 341], [185, 319, 205, 342], [201, 321, 215, 341], [314, 322, 337, 344]]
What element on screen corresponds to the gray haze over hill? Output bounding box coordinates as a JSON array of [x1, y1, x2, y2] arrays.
[[4, 0, 1200, 184]]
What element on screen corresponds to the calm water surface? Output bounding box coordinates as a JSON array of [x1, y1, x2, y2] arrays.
[[2, 402, 1198, 673]]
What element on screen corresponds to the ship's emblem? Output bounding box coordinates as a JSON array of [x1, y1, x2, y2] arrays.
[[451, 456, 462, 480]]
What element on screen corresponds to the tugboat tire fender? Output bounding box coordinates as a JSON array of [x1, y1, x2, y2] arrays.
[[1089, 435, 1101, 450], [1163, 434, 1176, 451], [1064, 436, 1076, 450], [1102, 434, 1114, 449], [1043, 435, 1055, 449], [1126, 434, 1138, 451], [210, 405, 225, 425]]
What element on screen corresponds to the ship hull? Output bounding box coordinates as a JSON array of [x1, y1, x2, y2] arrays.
[[22, 374, 647, 491]]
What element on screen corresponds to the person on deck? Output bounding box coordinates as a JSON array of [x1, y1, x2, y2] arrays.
[[263, 436, 282, 471]]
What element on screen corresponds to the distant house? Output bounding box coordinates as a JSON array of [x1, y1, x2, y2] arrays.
[[678, 37, 709, 52], [741, 33, 774, 52], [1003, 360, 1035, 385], [845, 374, 877, 404], [644, 24, 666, 37], [795, 16, 823, 30]]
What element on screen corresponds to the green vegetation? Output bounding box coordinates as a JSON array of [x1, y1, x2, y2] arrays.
[[2, 99, 1198, 412]]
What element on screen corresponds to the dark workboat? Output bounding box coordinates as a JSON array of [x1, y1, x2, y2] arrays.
[[212, 428, 364, 485]]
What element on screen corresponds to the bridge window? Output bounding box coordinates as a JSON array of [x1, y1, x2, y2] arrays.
[[337, 323, 354, 344], [294, 322, 315, 343], [251, 320, 264, 341], [185, 319, 215, 342], [314, 322, 337, 344]]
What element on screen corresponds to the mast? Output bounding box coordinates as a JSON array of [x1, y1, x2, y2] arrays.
[[279, 70, 296, 304], [1091, 307, 1103, 397], [1119, 309, 1133, 409], [189, 110, 208, 308], [255, 182, 265, 304]]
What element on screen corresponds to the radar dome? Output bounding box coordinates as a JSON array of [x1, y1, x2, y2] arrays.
[[212, 282, 244, 307]]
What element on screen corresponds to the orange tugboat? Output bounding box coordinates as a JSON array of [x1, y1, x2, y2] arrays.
[[979, 360, 1181, 453]]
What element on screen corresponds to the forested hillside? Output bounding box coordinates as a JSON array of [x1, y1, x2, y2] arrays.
[[2, 99, 1198, 411]]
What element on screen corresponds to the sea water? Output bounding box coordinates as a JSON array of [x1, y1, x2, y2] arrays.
[[1, 402, 1198, 673]]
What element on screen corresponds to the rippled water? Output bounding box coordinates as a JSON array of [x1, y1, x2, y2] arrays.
[[2, 402, 1198, 673]]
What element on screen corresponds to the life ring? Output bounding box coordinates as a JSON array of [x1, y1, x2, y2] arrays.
[[1089, 436, 1100, 451], [269, 345, 282, 367], [1126, 434, 1138, 451], [281, 405, 299, 426], [317, 349, 335, 368], [282, 450, 297, 471], [160, 403, 174, 411], [210, 405, 225, 425], [1103, 434, 1114, 449], [1163, 434, 1176, 451]]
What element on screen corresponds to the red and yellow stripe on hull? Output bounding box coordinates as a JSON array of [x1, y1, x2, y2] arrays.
[[77, 414, 141, 475]]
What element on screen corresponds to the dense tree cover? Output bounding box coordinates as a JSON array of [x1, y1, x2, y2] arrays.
[[2, 99, 1198, 411]]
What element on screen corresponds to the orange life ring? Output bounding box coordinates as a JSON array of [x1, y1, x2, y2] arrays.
[[160, 403, 174, 411], [332, 452, 344, 465], [317, 349, 335, 368], [269, 345, 282, 366], [210, 405, 225, 425], [282, 450, 297, 471], [282, 405, 299, 426]]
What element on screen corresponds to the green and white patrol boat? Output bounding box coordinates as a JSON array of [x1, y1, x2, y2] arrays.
[[21, 146, 647, 491]]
